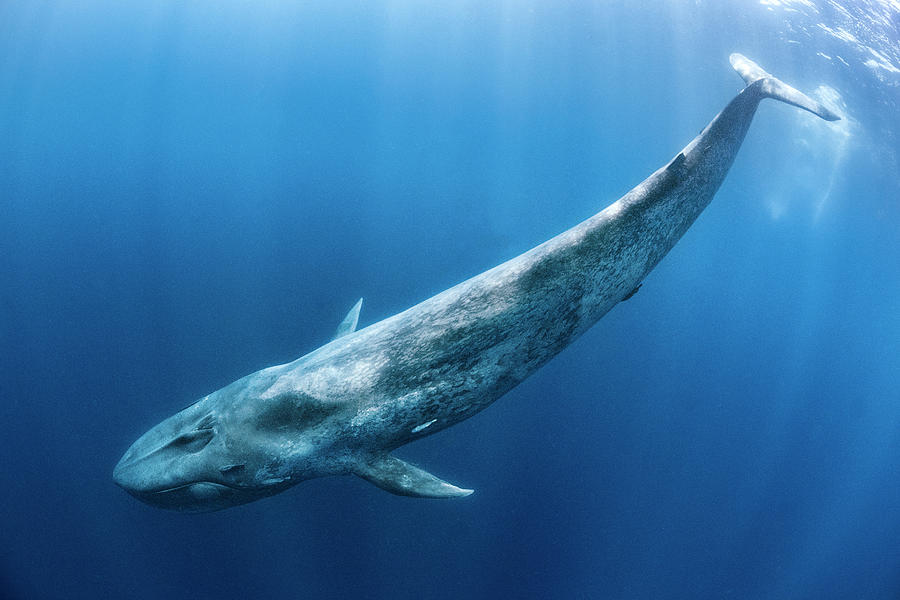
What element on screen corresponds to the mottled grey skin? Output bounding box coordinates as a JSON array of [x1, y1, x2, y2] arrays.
[[114, 55, 839, 512]]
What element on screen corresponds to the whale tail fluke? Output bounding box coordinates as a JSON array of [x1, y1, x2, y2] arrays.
[[730, 53, 840, 121]]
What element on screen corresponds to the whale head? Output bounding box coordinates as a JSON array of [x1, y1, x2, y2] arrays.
[[113, 372, 344, 512]]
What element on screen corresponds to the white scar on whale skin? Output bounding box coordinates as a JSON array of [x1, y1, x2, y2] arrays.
[[412, 419, 438, 434], [114, 54, 840, 513]]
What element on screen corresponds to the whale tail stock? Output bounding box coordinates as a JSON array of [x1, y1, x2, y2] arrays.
[[729, 53, 840, 122]]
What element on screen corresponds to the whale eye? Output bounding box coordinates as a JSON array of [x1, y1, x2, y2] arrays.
[[219, 464, 245, 475]]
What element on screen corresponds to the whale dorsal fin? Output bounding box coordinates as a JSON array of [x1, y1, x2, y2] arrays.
[[354, 454, 473, 498], [333, 298, 363, 340], [621, 283, 642, 302]]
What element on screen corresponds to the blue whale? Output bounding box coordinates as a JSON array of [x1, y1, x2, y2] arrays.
[[114, 55, 839, 512]]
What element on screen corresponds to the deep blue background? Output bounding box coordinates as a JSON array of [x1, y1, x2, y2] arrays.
[[2, 1, 899, 598]]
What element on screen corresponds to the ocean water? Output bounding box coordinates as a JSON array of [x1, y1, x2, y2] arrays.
[[1, 1, 899, 598]]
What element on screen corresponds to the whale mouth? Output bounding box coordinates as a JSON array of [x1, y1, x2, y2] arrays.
[[154, 481, 230, 494], [122, 481, 243, 513]]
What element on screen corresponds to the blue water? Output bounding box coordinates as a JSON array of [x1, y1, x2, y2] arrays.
[[2, 1, 899, 598]]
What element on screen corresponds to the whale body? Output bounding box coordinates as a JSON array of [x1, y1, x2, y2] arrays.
[[114, 55, 839, 512]]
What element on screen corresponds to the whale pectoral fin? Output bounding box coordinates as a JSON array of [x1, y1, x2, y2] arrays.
[[333, 298, 363, 340], [354, 454, 474, 498]]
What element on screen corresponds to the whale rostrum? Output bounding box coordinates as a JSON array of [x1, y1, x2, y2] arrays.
[[114, 55, 840, 512]]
